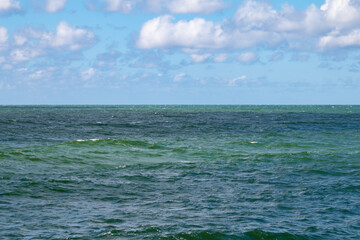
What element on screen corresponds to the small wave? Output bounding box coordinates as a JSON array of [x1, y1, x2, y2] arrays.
[[116, 165, 127, 169], [243, 229, 310, 240], [76, 139, 101, 142], [65, 138, 167, 151], [161, 230, 310, 240], [159, 230, 310, 240], [96, 228, 311, 240]]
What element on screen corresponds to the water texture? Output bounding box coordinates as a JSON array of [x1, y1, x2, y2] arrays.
[[1, 105, 359, 239]]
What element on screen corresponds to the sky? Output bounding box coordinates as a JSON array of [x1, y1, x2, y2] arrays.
[[0, 0, 359, 104]]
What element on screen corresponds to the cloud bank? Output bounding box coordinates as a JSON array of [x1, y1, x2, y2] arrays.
[[137, 0, 360, 51], [7, 21, 96, 63]]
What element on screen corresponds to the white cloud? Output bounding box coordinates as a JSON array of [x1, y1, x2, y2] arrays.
[[233, 0, 277, 30], [10, 48, 44, 62], [137, 15, 226, 49], [319, 29, 360, 49], [14, 34, 26, 46], [48, 21, 95, 50], [137, 0, 360, 52], [228, 75, 247, 86], [102, 0, 133, 13], [237, 52, 258, 63], [0, 0, 20, 12], [146, 0, 226, 14], [320, 0, 360, 28], [173, 72, 186, 82], [167, 0, 225, 14], [136, 5, 284, 50], [81, 68, 95, 80], [190, 53, 210, 63], [213, 53, 228, 63], [29, 70, 45, 79], [0, 27, 8, 43], [8, 22, 96, 63], [13, 21, 95, 51], [233, 1, 326, 36], [13, 27, 43, 46], [45, 0, 66, 13]]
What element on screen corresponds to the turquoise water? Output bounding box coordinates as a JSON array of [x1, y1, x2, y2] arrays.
[[1, 105, 360, 239]]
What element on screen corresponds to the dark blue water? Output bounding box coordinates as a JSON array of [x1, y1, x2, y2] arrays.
[[1, 105, 360, 239]]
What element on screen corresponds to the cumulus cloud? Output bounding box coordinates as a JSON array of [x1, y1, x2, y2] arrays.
[[28, 70, 45, 80], [190, 53, 210, 63], [101, 0, 134, 13], [237, 52, 258, 63], [81, 68, 95, 80], [136, 7, 284, 50], [45, 0, 67, 13], [213, 53, 228, 63], [9, 21, 96, 63], [0, 26, 8, 52], [14, 21, 95, 51], [137, 0, 360, 52], [145, 0, 226, 14], [48, 21, 95, 50], [320, 0, 360, 28], [0, 27, 8, 43], [233, 0, 277, 30], [0, 0, 20, 13], [10, 48, 44, 62], [137, 15, 226, 49], [319, 29, 360, 49]]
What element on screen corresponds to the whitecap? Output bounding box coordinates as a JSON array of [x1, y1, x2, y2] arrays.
[[116, 165, 127, 169], [76, 139, 100, 142]]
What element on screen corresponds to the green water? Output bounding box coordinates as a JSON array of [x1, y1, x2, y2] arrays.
[[1, 105, 359, 239]]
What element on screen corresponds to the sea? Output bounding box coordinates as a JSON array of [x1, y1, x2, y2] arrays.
[[1, 105, 359, 240]]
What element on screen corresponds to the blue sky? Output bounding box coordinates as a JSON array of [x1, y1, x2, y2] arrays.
[[0, 0, 359, 104]]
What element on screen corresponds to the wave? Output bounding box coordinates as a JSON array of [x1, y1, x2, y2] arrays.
[[161, 230, 311, 240], [3, 136, 357, 167], [65, 138, 165, 149], [98, 229, 312, 240], [76, 138, 101, 142]]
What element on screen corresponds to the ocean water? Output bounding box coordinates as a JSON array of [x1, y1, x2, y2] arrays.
[[1, 105, 360, 240]]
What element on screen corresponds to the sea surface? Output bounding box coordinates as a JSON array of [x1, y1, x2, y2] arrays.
[[1, 105, 360, 240]]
